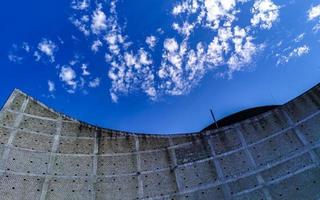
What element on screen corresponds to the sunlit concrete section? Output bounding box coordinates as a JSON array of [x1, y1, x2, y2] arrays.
[[0, 84, 320, 200]]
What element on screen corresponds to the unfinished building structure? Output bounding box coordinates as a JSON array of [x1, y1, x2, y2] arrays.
[[0, 84, 320, 200]]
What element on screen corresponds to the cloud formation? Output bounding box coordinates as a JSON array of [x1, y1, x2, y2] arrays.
[[37, 39, 58, 63], [308, 4, 320, 32], [59, 66, 77, 92], [308, 4, 320, 20], [48, 80, 55, 92], [277, 45, 310, 65], [251, 0, 280, 29], [67, 0, 282, 101], [11, 0, 316, 102]]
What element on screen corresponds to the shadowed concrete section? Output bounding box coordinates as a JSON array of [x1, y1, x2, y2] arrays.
[[0, 84, 320, 200]]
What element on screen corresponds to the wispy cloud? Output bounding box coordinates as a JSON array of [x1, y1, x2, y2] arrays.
[[89, 77, 100, 88], [91, 40, 102, 52], [71, 0, 89, 10], [277, 45, 310, 65], [294, 33, 305, 43], [81, 64, 90, 76], [48, 80, 56, 92]]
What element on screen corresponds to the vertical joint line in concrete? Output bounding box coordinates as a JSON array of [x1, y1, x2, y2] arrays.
[[235, 124, 272, 200], [90, 129, 99, 200], [93, 130, 99, 175], [135, 136, 144, 199], [168, 138, 182, 193], [281, 109, 320, 164], [206, 135, 232, 200], [1, 97, 29, 170], [40, 116, 62, 200]]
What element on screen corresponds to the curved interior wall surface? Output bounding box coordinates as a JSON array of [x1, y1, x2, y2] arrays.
[[0, 84, 320, 200]]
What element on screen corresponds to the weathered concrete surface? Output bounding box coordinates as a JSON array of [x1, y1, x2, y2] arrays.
[[0, 84, 320, 200]]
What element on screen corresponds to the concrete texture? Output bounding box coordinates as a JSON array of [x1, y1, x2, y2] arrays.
[[0, 84, 320, 200]]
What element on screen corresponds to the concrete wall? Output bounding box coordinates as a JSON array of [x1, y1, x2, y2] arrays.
[[0, 84, 319, 200]]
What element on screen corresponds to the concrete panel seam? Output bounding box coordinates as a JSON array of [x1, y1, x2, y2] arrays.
[[233, 162, 318, 197], [0, 125, 94, 139], [207, 136, 232, 200], [1, 144, 320, 200], [90, 130, 98, 200], [40, 116, 62, 200], [6, 109, 59, 122], [235, 124, 272, 200], [0, 107, 318, 159], [135, 136, 144, 199], [168, 138, 182, 192], [0, 97, 29, 170], [281, 109, 320, 164]]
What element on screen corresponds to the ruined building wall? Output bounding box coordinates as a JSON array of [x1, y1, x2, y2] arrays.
[[0, 84, 320, 200]]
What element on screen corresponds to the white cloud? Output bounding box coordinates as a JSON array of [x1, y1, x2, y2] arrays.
[[172, 0, 199, 16], [70, 16, 90, 36], [71, 0, 89, 10], [8, 54, 23, 63], [91, 7, 107, 34], [37, 39, 58, 62], [34, 51, 41, 61], [294, 33, 305, 43], [81, 64, 90, 76], [59, 66, 77, 90], [110, 92, 118, 103], [164, 38, 179, 52], [22, 42, 30, 52], [145, 35, 157, 49], [277, 45, 310, 65], [124, 52, 136, 67], [89, 78, 100, 88], [139, 49, 153, 66], [308, 4, 320, 20], [48, 80, 55, 92], [308, 4, 320, 32], [291, 45, 310, 57], [7, 43, 31, 64], [228, 36, 261, 75], [251, 0, 279, 29], [65, 0, 272, 101], [172, 22, 195, 37], [204, 0, 236, 29], [206, 37, 225, 66], [91, 40, 102, 52]]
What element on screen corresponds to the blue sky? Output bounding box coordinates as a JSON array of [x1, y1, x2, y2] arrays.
[[1, 0, 320, 134]]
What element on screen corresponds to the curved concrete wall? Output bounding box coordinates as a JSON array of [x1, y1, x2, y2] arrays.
[[0, 84, 320, 200]]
